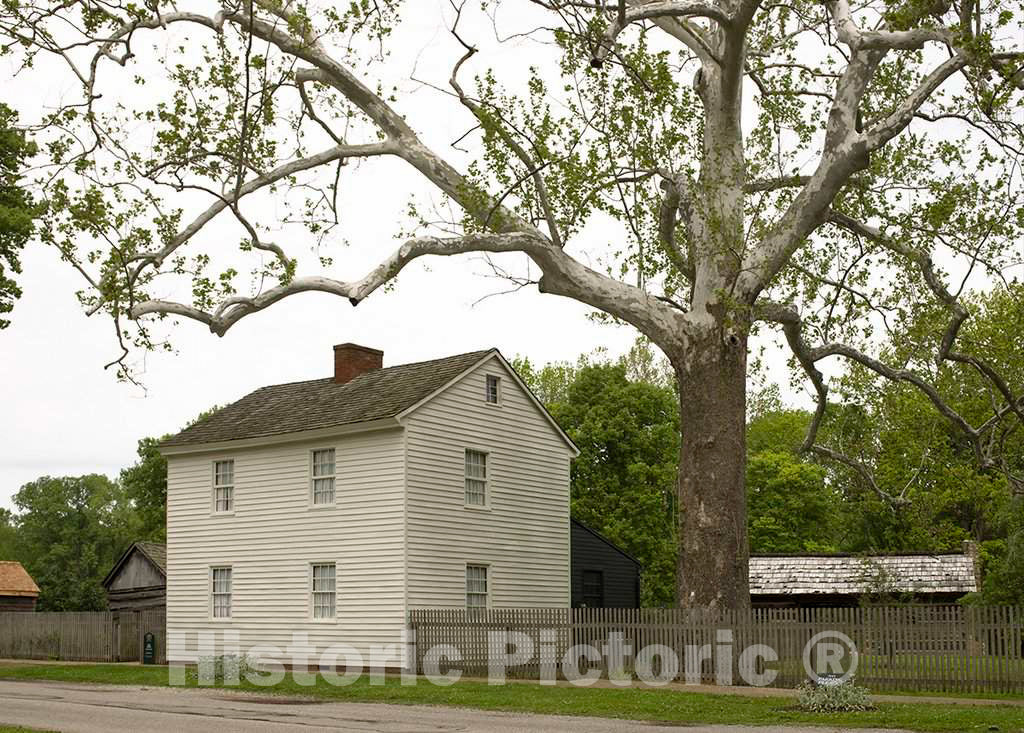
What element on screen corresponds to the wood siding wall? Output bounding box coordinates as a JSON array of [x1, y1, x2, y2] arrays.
[[404, 355, 572, 609], [0, 595, 36, 612], [570, 521, 640, 608], [166, 428, 407, 662], [107, 588, 166, 612], [107, 551, 164, 592]]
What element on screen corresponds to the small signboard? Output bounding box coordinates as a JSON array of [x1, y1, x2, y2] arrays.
[[143, 632, 156, 665]]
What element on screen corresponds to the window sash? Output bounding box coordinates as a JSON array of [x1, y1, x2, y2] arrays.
[[212, 568, 232, 618], [312, 564, 336, 619], [313, 477, 335, 504], [214, 486, 233, 512], [485, 375, 500, 403], [466, 565, 488, 608], [312, 449, 335, 477], [214, 460, 234, 486], [465, 450, 487, 505]]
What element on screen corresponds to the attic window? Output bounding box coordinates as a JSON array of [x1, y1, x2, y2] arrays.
[[485, 374, 500, 404]]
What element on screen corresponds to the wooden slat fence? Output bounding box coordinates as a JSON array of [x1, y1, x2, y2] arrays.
[[409, 605, 1023, 693], [0, 609, 166, 663]]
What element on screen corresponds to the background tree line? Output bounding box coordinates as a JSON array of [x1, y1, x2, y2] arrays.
[[0, 411, 212, 611], [2, 284, 1020, 609], [516, 285, 1024, 608]]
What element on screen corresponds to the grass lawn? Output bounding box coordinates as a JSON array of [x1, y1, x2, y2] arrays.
[[0, 662, 1022, 732], [0, 727, 58, 732]]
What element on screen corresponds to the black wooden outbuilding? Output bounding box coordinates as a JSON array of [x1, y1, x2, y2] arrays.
[[570, 518, 641, 608]]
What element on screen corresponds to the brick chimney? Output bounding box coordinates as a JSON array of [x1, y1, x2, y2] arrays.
[[333, 343, 383, 384]]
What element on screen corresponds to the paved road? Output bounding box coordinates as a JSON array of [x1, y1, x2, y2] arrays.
[[0, 680, 914, 733]]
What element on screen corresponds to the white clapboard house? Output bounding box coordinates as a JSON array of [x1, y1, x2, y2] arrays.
[[161, 344, 578, 664]]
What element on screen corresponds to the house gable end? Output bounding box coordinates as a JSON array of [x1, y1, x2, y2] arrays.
[[396, 350, 579, 456]]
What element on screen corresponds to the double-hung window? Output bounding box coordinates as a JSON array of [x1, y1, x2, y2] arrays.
[[466, 565, 488, 609], [311, 449, 336, 505], [311, 563, 336, 619], [213, 460, 234, 513], [464, 450, 487, 506], [211, 567, 232, 618]]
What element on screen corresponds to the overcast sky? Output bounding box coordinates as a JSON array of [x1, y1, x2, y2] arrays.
[[0, 1, 859, 509]]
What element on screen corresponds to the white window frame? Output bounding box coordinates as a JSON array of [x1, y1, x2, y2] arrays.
[[210, 566, 232, 620], [310, 562, 337, 621], [485, 374, 501, 405], [212, 460, 235, 515], [310, 448, 337, 507], [466, 564, 489, 610], [464, 449, 489, 508]]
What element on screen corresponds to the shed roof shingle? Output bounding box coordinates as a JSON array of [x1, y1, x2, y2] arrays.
[[162, 349, 494, 447], [749, 553, 977, 596], [0, 561, 40, 597]]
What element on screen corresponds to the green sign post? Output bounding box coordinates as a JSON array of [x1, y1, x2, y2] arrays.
[[143, 632, 155, 665]]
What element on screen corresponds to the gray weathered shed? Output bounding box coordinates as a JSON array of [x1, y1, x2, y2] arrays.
[[749, 543, 980, 607], [103, 541, 166, 612]]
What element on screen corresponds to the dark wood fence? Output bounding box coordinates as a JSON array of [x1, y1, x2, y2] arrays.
[[0, 609, 165, 663], [408, 605, 1024, 693]]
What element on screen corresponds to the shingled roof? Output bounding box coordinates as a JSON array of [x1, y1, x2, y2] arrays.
[[135, 541, 167, 574], [0, 561, 40, 597], [103, 541, 168, 589], [749, 553, 978, 596], [162, 349, 495, 447]]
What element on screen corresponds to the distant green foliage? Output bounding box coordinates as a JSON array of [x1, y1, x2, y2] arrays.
[[554, 363, 680, 607], [119, 437, 168, 542], [816, 286, 1024, 600], [746, 409, 812, 457], [12, 474, 140, 611], [746, 451, 835, 554], [0, 507, 17, 560], [517, 343, 679, 606], [0, 102, 38, 328], [973, 500, 1024, 606]]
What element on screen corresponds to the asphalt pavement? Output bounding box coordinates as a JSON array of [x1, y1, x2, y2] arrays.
[[0, 679, 917, 733]]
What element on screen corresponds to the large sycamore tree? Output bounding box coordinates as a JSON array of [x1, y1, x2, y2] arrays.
[[3, 0, 1023, 608]]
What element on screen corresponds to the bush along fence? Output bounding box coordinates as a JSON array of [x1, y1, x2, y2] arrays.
[[408, 605, 1024, 694], [0, 609, 165, 663]]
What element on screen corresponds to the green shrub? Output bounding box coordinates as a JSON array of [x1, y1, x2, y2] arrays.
[[796, 679, 874, 712]]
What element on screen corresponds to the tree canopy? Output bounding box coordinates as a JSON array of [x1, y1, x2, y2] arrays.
[[0, 102, 37, 329], [2, 0, 1022, 606], [539, 358, 680, 606]]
